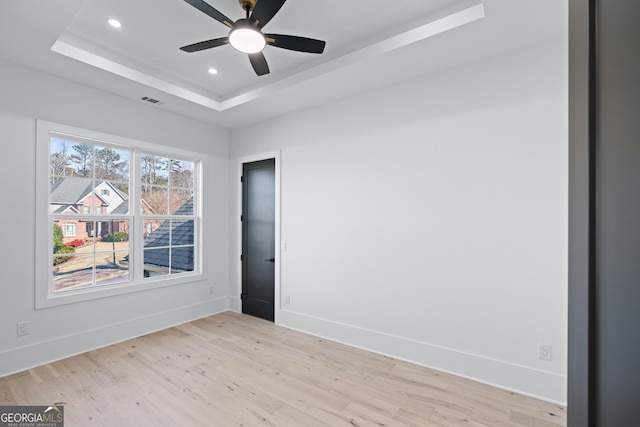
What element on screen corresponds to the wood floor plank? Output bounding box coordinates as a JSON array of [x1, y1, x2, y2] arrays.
[[0, 311, 566, 426]]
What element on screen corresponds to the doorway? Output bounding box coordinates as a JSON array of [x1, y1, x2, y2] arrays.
[[241, 158, 276, 321]]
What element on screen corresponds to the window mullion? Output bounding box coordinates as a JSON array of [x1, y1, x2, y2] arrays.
[[132, 150, 142, 282]]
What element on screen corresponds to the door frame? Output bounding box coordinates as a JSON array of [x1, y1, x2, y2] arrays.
[[235, 151, 281, 324], [568, 0, 593, 425]]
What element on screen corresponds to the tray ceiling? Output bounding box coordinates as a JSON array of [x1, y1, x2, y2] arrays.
[[0, 0, 566, 128]]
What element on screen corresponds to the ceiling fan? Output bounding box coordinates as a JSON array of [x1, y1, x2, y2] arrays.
[[180, 0, 326, 76]]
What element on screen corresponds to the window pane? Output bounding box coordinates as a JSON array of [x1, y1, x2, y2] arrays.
[[50, 177, 94, 216], [143, 219, 162, 239], [95, 251, 129, 286], [143, 248, 170, 278], [141, 154, 169, 186], [171, 247, 194, 273], [49, 137, 84, 184], [169, 190, 193, 215], [141, 186, 168, 215], [53, 254, 94, 292], [50, 140, 130, 218], [170, 160, 195, 189], [144, 219, 167, 248], [51, 220, 130, 292], [94, 146, 130, 181], [53, 221, 90, 255], [53, 219, 83, 242], [172, 220, 194, 246], [96, 182, 129, 215]]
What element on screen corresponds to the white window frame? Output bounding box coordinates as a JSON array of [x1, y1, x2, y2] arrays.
[[36, 120, 206, 309]]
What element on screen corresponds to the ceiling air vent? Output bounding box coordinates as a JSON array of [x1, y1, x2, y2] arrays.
[[140, 96, 162, 105]]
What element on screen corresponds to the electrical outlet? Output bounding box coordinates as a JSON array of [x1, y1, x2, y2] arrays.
[[209, 287, 214, 296], [17, 321, 30, 337], [538, 344, 552, 361], [284, 294, 291, 305]]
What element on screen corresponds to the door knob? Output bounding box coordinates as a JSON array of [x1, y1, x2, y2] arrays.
[[264, 258, 275, 263]]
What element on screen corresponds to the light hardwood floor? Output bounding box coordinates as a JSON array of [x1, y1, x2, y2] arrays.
[[0, 312, 566, 426]]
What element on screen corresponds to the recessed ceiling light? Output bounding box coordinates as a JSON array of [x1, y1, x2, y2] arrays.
[[208, 68, 218, 75], [108, 18, 122, 29]]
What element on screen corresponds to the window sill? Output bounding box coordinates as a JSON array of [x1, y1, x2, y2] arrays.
[[35, 272, 205, 309]]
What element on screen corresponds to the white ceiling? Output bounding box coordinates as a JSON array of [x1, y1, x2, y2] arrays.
[[0, 0, 566, 129]]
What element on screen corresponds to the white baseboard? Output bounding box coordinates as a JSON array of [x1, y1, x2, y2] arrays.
[[228, 295, 241, 312], [0, 297, 229, 379], [278, 309, 567, 405]]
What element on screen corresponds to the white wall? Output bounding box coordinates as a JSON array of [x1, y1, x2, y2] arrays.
[[0, 33, 568, 405], [0, 60, 231, 376], [230, 38, 568, 403]]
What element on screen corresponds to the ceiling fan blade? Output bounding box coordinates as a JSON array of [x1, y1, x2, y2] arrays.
[[249, 52, 270, 76], [183, 0, 234, 28], [180, 37, 228, 52], [250, 0, 286, 28], [265, 34, 326, 54]]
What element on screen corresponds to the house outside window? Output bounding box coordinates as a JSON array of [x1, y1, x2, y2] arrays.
[[37, 120, 204, 308]]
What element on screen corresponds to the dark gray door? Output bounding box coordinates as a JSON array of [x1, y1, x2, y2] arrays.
[[569, 1, 640, 426], [594, 1, 640, 425], [241, 159, 275, 321]]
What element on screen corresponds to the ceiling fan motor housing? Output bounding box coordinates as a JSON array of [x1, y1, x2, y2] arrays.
[[239, 0, 257, 12]]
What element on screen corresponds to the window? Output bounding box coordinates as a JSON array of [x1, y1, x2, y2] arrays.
[[62, 222, 77, 237], [140, 154, 196, 278], [36, 120, 204, 308]]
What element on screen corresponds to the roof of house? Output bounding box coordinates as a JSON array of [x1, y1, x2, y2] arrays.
[[50, 177, 128, 209], [144, 197, 194, 273], [50, 177, 95, 204], [53, 204, 80, 214], [110, 200, 130, 215]]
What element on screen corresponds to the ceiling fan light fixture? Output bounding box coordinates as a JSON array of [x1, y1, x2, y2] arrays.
[[229, 21, 265, 54]]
